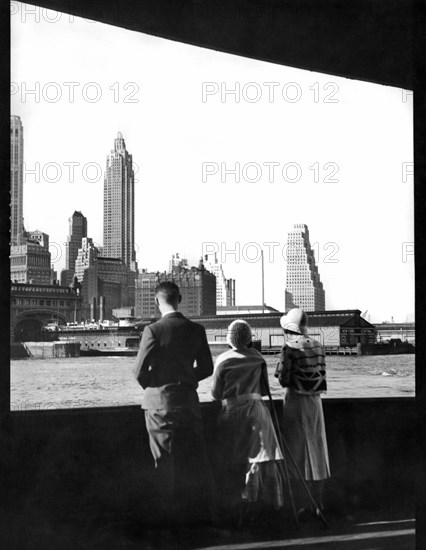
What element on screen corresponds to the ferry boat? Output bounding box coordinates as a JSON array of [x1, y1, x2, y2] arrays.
[[44, 317, 152, 356]]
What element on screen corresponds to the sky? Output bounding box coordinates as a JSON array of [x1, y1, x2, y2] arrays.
[[11, 2, 414, 323]]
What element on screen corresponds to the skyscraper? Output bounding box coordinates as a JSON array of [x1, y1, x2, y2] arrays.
[[61, 211, 88, 287], [66, 211, 87, 270], [103, 132, 136, 271], [10, 116, 24, 245], [285, 224, 325, 311]]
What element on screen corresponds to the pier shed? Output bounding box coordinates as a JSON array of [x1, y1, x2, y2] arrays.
[[308, 311, 376, 348], [190, 309, 375, 350]]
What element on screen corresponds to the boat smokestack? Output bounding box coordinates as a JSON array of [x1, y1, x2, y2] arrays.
[[99, 296, 105, 323], [90, 297, 97, 322]]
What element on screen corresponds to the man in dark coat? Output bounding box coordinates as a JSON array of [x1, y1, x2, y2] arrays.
[[134, 281, 214, 524]]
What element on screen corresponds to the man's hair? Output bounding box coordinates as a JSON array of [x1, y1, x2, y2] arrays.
[[155, 281, 180, 304]]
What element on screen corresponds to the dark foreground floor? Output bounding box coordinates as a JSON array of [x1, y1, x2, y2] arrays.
[[2, 505, 415, 550]]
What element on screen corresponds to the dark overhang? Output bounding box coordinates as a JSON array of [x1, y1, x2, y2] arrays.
[[30, 0, 413, 89]]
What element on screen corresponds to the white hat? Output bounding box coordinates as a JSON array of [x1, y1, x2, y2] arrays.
[[280, 308, 308, 335]]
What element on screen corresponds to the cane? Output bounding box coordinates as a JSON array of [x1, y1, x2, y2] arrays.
[[261, 365, 298, 528], [261, 367, 329, 529]]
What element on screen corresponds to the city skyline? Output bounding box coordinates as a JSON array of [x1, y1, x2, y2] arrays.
[[11, 4, 414, 322], [12, 117, 413, 323]]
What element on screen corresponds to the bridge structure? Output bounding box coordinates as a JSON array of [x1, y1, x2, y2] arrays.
[[10, 283, 83, 342]]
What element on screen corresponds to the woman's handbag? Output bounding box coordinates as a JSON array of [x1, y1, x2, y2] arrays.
[[274, 345, 292, 387]]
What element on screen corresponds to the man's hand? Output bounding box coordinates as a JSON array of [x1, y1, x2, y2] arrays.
[[134, 325, 156, 388]]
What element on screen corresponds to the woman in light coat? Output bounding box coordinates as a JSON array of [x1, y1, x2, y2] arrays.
[[212, 320, 285, 524]]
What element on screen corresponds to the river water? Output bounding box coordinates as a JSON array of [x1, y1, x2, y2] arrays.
[[10, 354, 414, 411]]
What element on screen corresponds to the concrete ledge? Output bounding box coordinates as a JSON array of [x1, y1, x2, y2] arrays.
[[3, 397, 415, 535]]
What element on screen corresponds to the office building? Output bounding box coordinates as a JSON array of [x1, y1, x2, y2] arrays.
[[169, 253, 188, 272], [136, 256, 217, 318], [285, 224, 325, 311], [204, 253, 236, 307], [135, 270, 161, 318], [74, 238, 134, 320], [10, 230, 55, 285], [60, 211, 88, 287], [166, 256, 216, 317], [103, 132, 137, 271]]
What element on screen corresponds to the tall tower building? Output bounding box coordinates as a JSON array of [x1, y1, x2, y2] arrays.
[[103, 132, 136, 270], [285, 224, 325, 311], [61, 211, 88, 287], [66, 211, 87, 270], [10, 116, 24, 245], [205, 253, 236, 307]]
